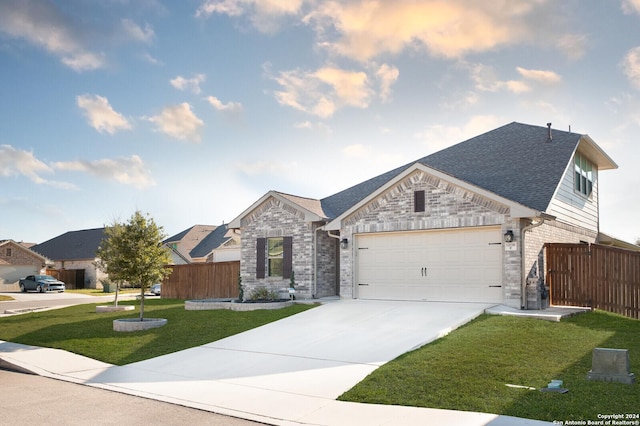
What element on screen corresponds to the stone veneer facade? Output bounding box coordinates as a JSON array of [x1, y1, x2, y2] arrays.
[[334, 170, 596, 309], [239, 197, 338, 300], [239, 168, 599, 309]]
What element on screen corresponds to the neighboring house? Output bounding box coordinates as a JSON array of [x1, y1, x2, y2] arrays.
[[31, 228, 106, 289], [164, 224, 240, 264], [0, 240, 51, 291], [229, 122, 619, 309], [164, 225, 217, 264]]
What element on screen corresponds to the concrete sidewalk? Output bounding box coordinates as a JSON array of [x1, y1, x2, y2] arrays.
[[0, 300, 551, 425]]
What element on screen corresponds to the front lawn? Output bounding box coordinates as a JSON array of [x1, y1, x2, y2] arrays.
[[339, 311, 639, 422], [0, 299, 315, 365]]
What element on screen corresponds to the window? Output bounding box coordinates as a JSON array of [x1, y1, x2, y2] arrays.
[[574, 153, 593, 197], [268, 237, 284, 277], [5, 248, 12, 257], [256, 236, 292, 279], [414, 190, 425, 212]]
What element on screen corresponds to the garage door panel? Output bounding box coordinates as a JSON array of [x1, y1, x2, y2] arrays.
[[356, 227, 503, 303]]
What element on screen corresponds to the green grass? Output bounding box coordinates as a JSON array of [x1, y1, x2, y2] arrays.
[[0, 299, 316, 365], [339, 311, 640, 422]]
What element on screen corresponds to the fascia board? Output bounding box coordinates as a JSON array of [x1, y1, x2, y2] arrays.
[[578, 135, 618, 170], [228, 191, 323, 229], [324, 162, 539, 231]]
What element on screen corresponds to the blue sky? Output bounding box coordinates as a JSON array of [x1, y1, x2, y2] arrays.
[[1, 0, 640, 244]]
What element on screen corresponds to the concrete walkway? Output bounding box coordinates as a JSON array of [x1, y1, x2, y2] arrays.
[[0, 300, 552, 425]]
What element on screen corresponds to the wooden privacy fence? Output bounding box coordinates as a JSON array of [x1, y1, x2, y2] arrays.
[[162, 261, 240, 300], [546, 243, 640, 319], [46, 269, 85, 290]]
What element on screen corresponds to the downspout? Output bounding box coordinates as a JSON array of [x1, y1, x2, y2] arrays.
[[520, 215, 548, 310]]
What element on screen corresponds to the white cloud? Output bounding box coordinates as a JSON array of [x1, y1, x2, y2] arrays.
[[206, 96, 243, 112], [196, 0, 303, 32], [555, 33, 588, 60], [0, 145, 76, 189], [622, 47, 640, 90], [469, 64, 561, 94], [272, 65, 374, 117], [415, 115, 505, 153], [470, 63, 528, 93], [342, 143, 368, 158], [375, 63, 399, 102], [306, 1, 578, 62], [121, 18, 155, 43], [147, 103, 204, 142], [622, 0, 640, 15], [142, 53, 162, 65], [235, 160, 299, 176], [516, 67, 562, 84], [197, 1, 582, 62], [293, 120, 332, 133], [76, 94, 132, 134], [0, 0, 104, 72], [53, 155, 155, 189], [170, 74, 206, 94]]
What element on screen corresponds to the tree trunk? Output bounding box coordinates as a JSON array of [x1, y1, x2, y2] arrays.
[[113, 282, 119, 307], [139, 286, 145, 321]]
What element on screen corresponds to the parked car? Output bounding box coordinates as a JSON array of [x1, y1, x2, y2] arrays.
[[19, 275, 66, 293], [150, 283, 161, 296]]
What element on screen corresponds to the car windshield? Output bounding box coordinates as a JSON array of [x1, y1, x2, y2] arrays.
[[36, 275, 57, 281]]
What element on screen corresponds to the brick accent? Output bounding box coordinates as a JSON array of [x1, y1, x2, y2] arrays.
[[240, 197, 337, 300], [339, 170, 511, 300], [0, 242, 45, 267]]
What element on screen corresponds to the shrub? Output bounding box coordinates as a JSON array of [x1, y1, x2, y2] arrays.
[[248, 287, 280, 301]]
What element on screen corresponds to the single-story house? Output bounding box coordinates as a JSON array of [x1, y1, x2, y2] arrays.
[[164, 224, 240, 264], [31, 228, 106, 289], [0, 240, 51, 291], [229, 122, 618, 309]]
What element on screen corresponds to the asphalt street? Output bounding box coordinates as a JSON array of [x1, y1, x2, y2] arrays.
[[0, 369, 261, 426], [0, 291, 141, 316]]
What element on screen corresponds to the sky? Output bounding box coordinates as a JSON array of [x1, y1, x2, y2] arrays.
[[1, 0, 640, 245]]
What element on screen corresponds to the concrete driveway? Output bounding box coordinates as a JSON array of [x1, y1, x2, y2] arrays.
[[0, 299, 550, 425]]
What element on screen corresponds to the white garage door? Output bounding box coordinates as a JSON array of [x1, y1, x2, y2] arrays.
[[355, 227, 503, 303]]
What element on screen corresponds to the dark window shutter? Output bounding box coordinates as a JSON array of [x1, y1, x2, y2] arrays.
[[283, 236, 293, 279], [256, 238, 266, 279], [414, 190, 425, 212]]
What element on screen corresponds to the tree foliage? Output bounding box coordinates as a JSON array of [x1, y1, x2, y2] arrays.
[[96, 211, 172, 320]]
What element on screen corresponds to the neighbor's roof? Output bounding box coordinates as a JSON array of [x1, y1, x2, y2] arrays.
[[190, 224, 233, 258], [163, 224, 217, 262], [321, 122, 617, 217], [31, 228, 105, 261]]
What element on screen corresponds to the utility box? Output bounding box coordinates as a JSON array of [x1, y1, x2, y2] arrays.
[[587, 348, 636, 384]]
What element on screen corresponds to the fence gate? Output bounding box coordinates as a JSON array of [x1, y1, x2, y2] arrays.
[[546, 243, 640, 319], [46, 269, 85, 290]]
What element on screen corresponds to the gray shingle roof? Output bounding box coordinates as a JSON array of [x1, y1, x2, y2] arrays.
[[190, 224, 231, 258], [321, 122, 580, 217], [32, 228, 105, 261]]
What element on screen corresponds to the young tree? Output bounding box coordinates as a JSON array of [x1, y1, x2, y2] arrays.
[[96, 211, 172, 320]]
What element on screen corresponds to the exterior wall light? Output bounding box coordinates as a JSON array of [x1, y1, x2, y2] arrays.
[[340, 238, 349, 250], [504, 230, 514, 243]]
